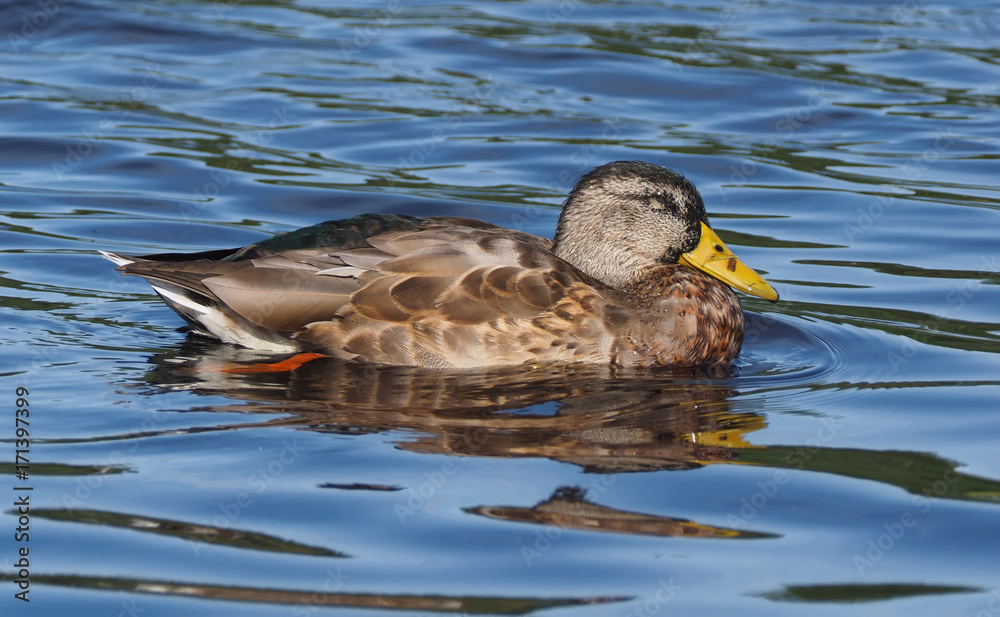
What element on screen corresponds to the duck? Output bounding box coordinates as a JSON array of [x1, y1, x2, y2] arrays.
[[101, 161, 778, 368]]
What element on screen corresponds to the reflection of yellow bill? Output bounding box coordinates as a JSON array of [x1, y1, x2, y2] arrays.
[[684, 412, 767, 467], [683, 412, 767, 449], [679, 222, 779, 302]]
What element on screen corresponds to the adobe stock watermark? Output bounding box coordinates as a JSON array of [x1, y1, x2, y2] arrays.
[[975, 588, 1000, 617], [875, 0, 931, 50], [720, 85, 834, 202], [340, 0, 406, 60], [186, 438, 305, 556], [886, 253, 999, 375], [843, 127, 956, 241], [178, 104, 296, 222], [510, 116, 631, 232], [725, 415, 840, 529], [852, 469, 959, 575], [394, 77, 497, 173], [546, 117, 631, 194], [394, 458, 462, 524], [521, 478, 615, 566], [676, 0, 760, 70], [624, 578, 682, 617], [213, 0, 247, 19], [59, 389, 183, 509], [391, 425, 489, 521], [116, 599, 144, 617], [545, 0, 583, 26], [7, 0, 70, 52], [394, 429, 494, 524], [58, 451, 129, 509], [742, 293, 796, 345], [52, 64, 166, 182], [290, 567, 351, 617]]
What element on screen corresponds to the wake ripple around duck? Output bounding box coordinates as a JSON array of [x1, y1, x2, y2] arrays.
[[735, 311, 869, 392]]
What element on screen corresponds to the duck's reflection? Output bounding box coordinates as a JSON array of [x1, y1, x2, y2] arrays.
[[135, 339, 776, 540], [467, 486, 776, 539], [135, 337, 1000, 555], [142, 339, 766, 476]]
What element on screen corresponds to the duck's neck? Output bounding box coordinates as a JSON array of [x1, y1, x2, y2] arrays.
[[552, 206, 650, 289]]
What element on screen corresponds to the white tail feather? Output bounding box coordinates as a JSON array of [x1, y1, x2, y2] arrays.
[[98, 250, 134, 267]]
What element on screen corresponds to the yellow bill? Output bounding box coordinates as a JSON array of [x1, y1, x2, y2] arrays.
[[678, 222, 779, 302]]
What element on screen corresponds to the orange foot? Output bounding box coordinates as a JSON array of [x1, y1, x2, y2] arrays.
[[220, 352, 328, 374]]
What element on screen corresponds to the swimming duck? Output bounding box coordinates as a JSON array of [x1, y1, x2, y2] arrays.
[[102, 161, 778, 368]]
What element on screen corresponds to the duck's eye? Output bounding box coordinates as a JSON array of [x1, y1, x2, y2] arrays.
[[714, 244, 724, 253]]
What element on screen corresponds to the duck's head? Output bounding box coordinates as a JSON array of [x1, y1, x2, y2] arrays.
[[552, 161, 778, 302]]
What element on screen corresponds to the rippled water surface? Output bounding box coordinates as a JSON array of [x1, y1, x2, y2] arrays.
[[3, 1, 1000, 615]]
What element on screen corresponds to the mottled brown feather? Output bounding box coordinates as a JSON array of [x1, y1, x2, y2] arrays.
[[388, 276, 454, 313]]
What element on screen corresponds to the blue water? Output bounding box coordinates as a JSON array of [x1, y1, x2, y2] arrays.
[[2, 1, 1000, 615]]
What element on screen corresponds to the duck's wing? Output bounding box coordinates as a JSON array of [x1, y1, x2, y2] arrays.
[[339, 225, 564, 323], [103, 215, 568, 357], [100, 215, 431, 348], [295, 225, 601, 366], [195, 218, 556, 334]]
